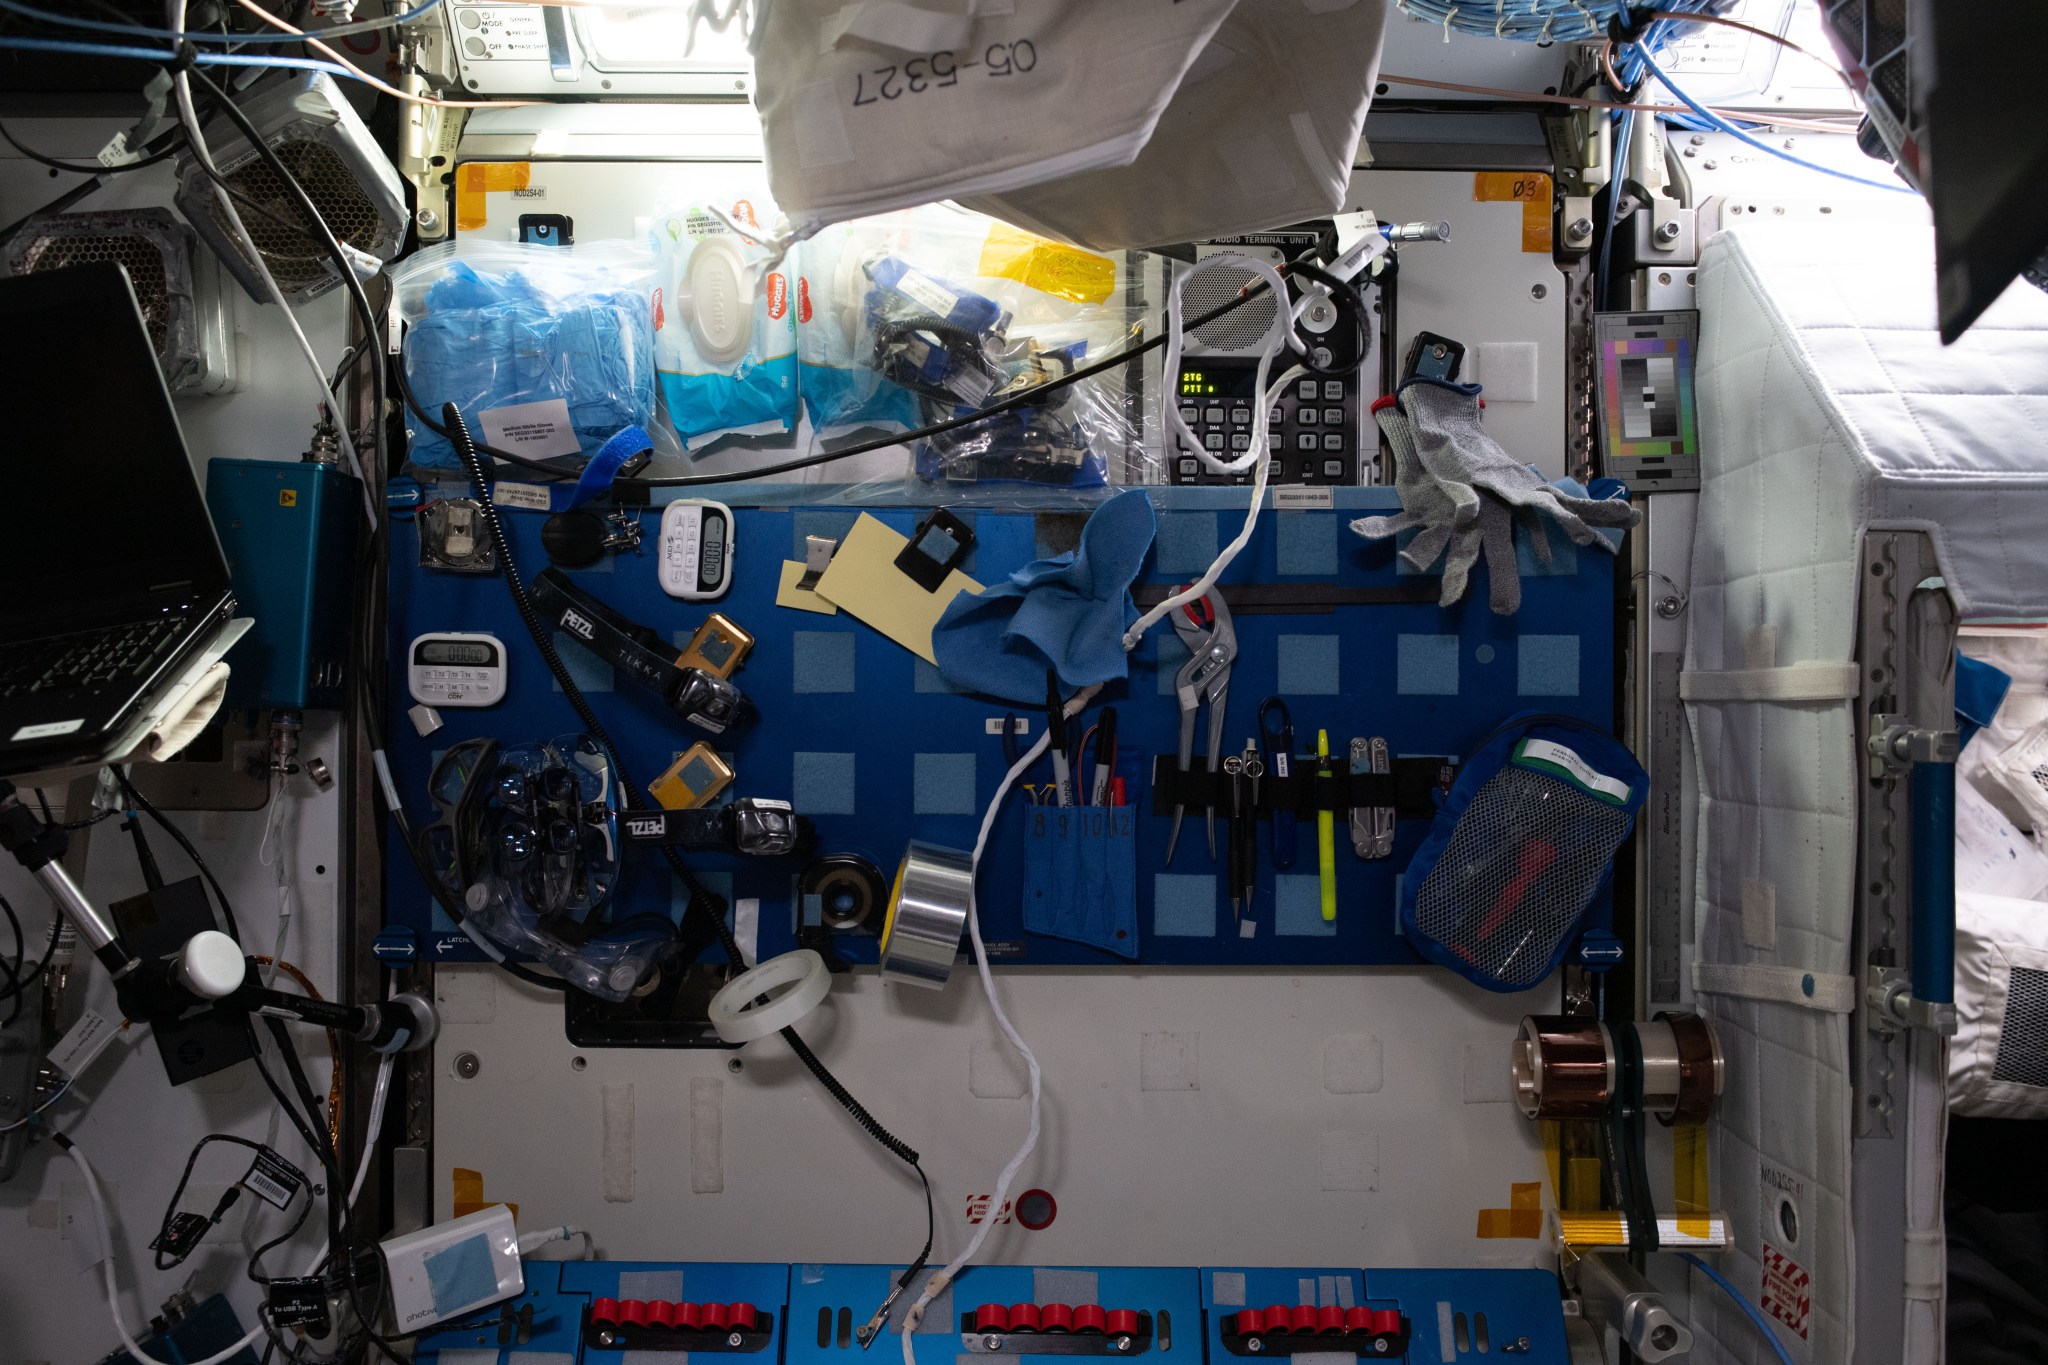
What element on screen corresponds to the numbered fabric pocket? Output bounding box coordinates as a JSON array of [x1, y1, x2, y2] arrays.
[[1021, 805, 1137, 959]]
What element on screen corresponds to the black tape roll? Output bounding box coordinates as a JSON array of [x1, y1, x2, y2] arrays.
[[800, 853, 887, 931]]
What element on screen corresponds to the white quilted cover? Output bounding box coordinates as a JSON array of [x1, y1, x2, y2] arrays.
[[1687, 219, 2048, 1364]]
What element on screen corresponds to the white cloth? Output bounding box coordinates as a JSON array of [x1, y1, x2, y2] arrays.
[[1685, 219, 2048, 1364], [1952, 890, 2048, 1119], [751, 0, 1237, 231], [962, 0, 1386, 250]]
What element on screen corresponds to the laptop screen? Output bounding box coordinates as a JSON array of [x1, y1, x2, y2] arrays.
[[0, 261, 231, 629]]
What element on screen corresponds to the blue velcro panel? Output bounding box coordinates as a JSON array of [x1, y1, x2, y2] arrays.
[[1517, 519, 1579, 576], [1275, 874, 1333, 936], [1277, 634, 1341, 695], [1519, 634, 1581, 695], [549, 632, 613, 693], [1396, 634, 1459, 695], [913, 657, 965, 694], [423, 1234, 496, 1314], [670, 870, 734, 923], [1155, 632, 1190, 696], [913, 753, 977, 815], [792, 509, 862, 560], [1153, 874, 1217, 937], [1274, 512, 1339, 576], [794, 752, 857, 815], [1154, 511, 1219, 574], [793, 630, 858, 694]]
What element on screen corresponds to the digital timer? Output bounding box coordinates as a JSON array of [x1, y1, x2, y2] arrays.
[[407, 632, 507, 708]]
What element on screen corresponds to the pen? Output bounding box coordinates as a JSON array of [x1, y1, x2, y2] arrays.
[[1046, 669, 1074, 807], [1089, 707, 1118, 807], [1316, 728, 1337, 921]]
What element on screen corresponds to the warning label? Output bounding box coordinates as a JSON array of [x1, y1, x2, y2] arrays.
[[1761, 1242, 1812, 1341]]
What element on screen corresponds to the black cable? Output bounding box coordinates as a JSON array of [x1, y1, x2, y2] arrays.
[[0, 911, 59, 1030], [0, 893, 22, 1027], [0, 114, 182, 176], [113, 768, 242, 944], [1280, 260, 1372, 379], [152, 1134, 312, 1275]]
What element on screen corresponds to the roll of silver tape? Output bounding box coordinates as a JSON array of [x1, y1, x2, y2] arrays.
[[879, 840, 974, 989]]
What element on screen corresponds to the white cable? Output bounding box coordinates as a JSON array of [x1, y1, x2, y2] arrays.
[[897, 685, 1099, 1365], [1159, 255, 1305, 476], [345, 1052, 396, 1208], [169, 0, 377, 531], [258, 774, 293, 986], [63, 1137, 270, 1365]]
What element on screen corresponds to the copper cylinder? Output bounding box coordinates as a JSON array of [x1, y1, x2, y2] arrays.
[[1512, 1015, 1614, 1118], [1655, 1011, 1724, 1124]]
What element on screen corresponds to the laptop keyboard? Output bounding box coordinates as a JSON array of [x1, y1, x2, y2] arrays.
[[0, 617, 187, 701]]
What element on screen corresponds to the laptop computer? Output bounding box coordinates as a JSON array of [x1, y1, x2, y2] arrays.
[[0, 261, 236, 774]]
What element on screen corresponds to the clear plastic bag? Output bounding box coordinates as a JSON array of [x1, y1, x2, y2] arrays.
[[792, 204, 1162, 502], [647, 195, 799, 450], [391, 240, 658, 472]]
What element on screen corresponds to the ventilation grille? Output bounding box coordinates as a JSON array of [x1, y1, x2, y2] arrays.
[[1993, 967, 2048, 1088], [213, 135, 389, 293], [17, 231, 172, 354], [1185, 262, 1280, 354]]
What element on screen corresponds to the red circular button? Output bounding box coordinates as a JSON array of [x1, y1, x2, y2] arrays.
[[1008, 1304, 1042, 1333], [1040, 1304, 1074, 1333], [592, 1298, 621, 1325], [727, 1303, 759, 1332], [1343, 1307, 1373, 1334], [1073, 1305, 1107, 1334], [976, 1305, 1011, 1334], [1370, 1310, 1402, 1336], [1107, 1310, 1141, 1337]]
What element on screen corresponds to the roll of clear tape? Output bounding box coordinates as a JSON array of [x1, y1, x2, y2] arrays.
[[706, 949, 832, 1043], [879, 840, 974, 989]]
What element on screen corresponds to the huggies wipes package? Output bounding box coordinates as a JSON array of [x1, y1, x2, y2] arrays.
[[649, 198, 798, 449]]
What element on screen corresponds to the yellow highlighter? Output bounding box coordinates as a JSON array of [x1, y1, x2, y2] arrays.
[[1316, 729, 1337, 921]]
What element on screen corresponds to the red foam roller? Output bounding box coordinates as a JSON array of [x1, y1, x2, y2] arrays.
[[727, 1304, 759, 1332], [1288, 1306, 1317, 1334], [1107, 1310, 1141, 1337], [1262, 1306, 1294, 1332], [1230, 1310, 1263, 1336], [1343, 1307, 1373, 1334], [1040, 1304, 1074, 1333], [622, 1301, 651, 1327], [1370, 1310, 1403, 1336], [648, 1302, 677, 1328], [676, 1303, 705, 1330], [1008, 1304, 1042, 1333], [1073, 1305, 1107, 1334], [592, 1298, 621, 1325], [704, 1303, 731, 1329], [1316, 1306, 1345, 1335], [975, 1305, 1011, 1334]]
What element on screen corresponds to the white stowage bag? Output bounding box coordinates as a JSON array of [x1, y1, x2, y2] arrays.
[[963, 0, 1388, 251], [751, 0, 1238, 232], [1953, 890, 2048, 1120]]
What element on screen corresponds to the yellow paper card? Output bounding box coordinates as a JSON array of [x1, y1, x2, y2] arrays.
[[776, 560, 840, 616], [812, 514, 981, 664]]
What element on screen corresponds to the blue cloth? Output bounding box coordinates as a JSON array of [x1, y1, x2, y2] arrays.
[[1957, 654, 2013, 750], [932, 489, 1156, 704], [405, 262, 655, 471], [569, 425, 653, 508]]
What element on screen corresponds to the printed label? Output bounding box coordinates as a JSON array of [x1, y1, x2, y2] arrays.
[[47, 1008, 118, 1080], [978, 223, 1115, 305], [1513, 737, 1632, 805], [478, 397, 580, 460], [11, 719, 83, 741], [1272, 486, 1336, 511], [730, 198, 758, 228], [242, 1148, 302, 1210], [490, 481, 553, 512], [560, 609, 596, 642], [797, 277, 813, 324], [892, 266, 959, 318], [965, 1194, 1015, 1225], [766, 271, 789, 321], [278, 489, 299, 507], [1761, 1242, 1811, 1340], [1473, 171, 1554, 253], [652, 285, 665, 332]]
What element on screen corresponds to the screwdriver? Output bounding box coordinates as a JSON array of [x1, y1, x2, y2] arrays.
[[1316, 729, 1337, 921]]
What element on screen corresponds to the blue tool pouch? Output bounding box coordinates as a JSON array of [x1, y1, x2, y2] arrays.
[[1400, 714, 1646, 992], [1021, 804, 1139, 960]]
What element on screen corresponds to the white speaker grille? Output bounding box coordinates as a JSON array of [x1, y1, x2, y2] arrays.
[[1185, 262, 1280, 355]]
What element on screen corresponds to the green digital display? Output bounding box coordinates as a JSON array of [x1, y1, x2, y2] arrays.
[[1179, 369, 1218, 396]]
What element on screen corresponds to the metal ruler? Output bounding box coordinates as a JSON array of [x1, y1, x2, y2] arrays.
[[1647, 652, 1687, 1003]]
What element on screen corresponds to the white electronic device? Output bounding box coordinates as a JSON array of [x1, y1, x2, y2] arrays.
[[660, 499, 736, 601], [381, 1205, 524, 1332], [407, 633, 508, 708]]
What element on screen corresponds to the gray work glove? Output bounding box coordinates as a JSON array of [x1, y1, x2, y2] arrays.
[[1399, 379, 1642, 550], [1351, 396, 1485, 607]]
